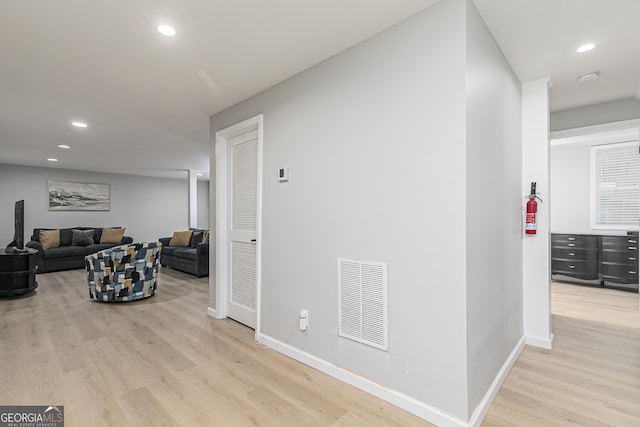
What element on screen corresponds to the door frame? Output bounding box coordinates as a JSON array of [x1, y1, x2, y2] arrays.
[[213, 114, 263, 334], [550, 118, 640, 313]]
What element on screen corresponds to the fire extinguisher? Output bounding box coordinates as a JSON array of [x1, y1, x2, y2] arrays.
[[525, 182, 542, 235]]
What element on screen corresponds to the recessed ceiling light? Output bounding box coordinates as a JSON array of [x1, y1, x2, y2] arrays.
[[57, 144, 71, 149], [196, 173, 203, 176], [47, 158, 58, 162], [576, 43, 596, 53], [71, 121, 88, 128], [578, 71, 600, 83], [157, 24, 176, 37]]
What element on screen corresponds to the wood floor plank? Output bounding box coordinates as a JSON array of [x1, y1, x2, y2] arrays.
[[3, 270, 638, 426], [62, 367, 130, 427], [176, 366, 275, 426], [0, 268, 429, 426], [483, 281, 640, 426], [243, 385, 328, 427], [117, 386, 180, 426]]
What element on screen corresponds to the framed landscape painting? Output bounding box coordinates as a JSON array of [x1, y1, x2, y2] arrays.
[[48, 180, 110, 211]]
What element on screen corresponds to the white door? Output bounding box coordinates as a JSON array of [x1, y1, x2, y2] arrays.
[[227, 129, 258, 328]]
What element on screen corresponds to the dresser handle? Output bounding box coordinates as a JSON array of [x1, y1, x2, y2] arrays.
[[568, 237, 576, 241], [568, 243, 575, 247], [630, 257, 637, 261], [629, 246, 637, 250], [629, 239, 637, 243], [629, 271, 637, 274], [569, 265, 575, 269], [569, 253, 575, 256]]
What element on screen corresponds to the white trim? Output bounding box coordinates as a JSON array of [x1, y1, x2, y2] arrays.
[[550, 118, 640, 141], [207, 307, 218, 318], [213, 136, 228, 319], [256, 332, 468, 427], [468, 336, 526, 427], [255, 118, 264, 336], [256, 332, 525, 427], [214, 115, 264, 334], [525, 333, 554, 350], [551, 128, 639, 148]]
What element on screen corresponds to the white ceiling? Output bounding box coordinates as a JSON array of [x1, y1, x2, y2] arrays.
[[474, 0, 640, 112], [1, 0, 639, 179]]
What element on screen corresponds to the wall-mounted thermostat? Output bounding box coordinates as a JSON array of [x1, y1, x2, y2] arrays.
[[278, 166, 289, 182]]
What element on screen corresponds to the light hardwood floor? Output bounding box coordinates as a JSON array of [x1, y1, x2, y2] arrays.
[[1, 272, 638, 426], [484, 282, 640, 426], [0, 268, 429, 426]]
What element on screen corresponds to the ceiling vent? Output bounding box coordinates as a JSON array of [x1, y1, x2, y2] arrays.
[[578, 71, 600, 83]]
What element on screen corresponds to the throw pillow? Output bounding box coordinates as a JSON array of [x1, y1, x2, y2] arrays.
[[203, 232, 210, 243], [100, 227, 126, 244], [59, 228, 74, 247], [39, 229, 60, 250], [169, 230, 192, 247], [72, 229, 94, 246], [189, 230, 204, 248]]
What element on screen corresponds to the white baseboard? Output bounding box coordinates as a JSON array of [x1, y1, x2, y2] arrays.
[[468, 335, 526, 427], [525, 333, 554, 349], [207, 307, 217, 318], [257, 332, 526, 427], [257, 332, 468, 427]]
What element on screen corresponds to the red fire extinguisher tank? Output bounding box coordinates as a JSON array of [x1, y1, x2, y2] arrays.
[[525, 182, 540, 235], [525, 195, 537, 235]]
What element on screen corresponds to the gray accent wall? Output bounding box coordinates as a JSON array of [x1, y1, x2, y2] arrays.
[[210, 0, 523, 421], [197, 180, 210, 229], [464, 0, 523, 415], [0, 163, 190, 243], [551, 98, 640, 131]]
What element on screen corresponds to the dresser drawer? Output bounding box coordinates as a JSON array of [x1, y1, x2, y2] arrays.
[[600, 250, 638, 264], [551, 259, 599, 279], [601, 235, 639, 251], [552, 247, 598, 262], [601, 264, 638, 284], [551, 234, 599, 250]]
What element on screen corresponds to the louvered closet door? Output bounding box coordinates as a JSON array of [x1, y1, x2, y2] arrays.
[[228, 129, 258, 328]]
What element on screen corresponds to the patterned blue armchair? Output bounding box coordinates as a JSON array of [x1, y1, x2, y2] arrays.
[[86, 242, 161, 302]]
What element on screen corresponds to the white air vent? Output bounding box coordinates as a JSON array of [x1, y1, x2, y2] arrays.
[[338, 258, 388, 351]]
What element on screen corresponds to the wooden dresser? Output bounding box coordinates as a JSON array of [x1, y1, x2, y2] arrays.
[[600, 235, 639, 291], [551, 233, 639, 292], [551, 234, 599, 280]]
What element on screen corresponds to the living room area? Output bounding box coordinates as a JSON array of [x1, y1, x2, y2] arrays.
[[3, 1, 640, 426], [0, 162, 429, 425]]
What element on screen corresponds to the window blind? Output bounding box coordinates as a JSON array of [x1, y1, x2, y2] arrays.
[[592, 142, 640, 228]]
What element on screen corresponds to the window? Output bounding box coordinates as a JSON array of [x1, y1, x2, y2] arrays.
[[591, 141, 640, 229]]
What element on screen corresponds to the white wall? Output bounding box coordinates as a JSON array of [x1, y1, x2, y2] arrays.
[[464, 0, 523, 416], [210, 0, 523, 423], [522, 79, 553, 349], [551, 98, 640, 132], [0, 163, 190, 243], [550, 139, 635, 236], [197, 180, 210, 229], [550, 145, 594, 234]]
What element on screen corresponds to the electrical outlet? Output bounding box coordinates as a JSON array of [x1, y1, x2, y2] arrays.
[[299, 309, 308, 331]]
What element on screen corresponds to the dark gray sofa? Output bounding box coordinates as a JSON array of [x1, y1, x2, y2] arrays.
[[26, 227, 133, 273], [159, 228, 210, 277]]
